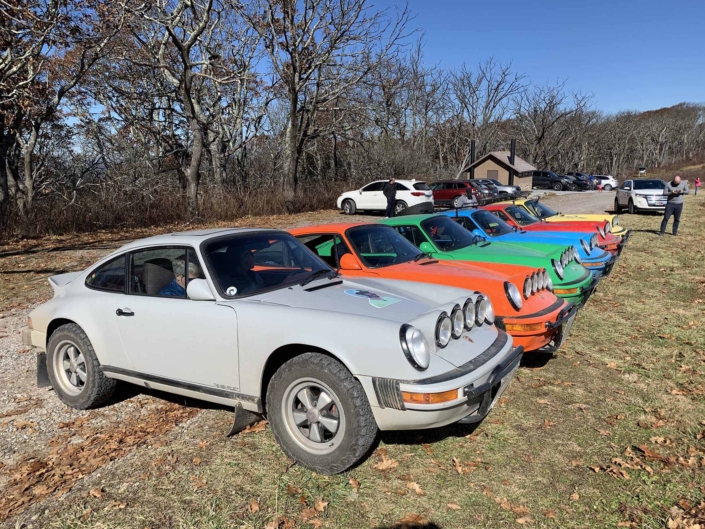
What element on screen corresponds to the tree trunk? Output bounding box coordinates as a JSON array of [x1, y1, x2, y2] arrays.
[[185, 118, 204, 220], [284, 100, 299, 212]]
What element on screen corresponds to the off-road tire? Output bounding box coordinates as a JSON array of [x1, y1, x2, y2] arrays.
[[628, 199, 636, 214], [342, 199, 356, 215], [266, 353, 377, 474], [47, 323, 116, 409], [614, 198, 621, 213], [553, 182, 563, 191]]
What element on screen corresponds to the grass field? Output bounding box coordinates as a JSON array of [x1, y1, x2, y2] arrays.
[[2, 195, 705, 529]]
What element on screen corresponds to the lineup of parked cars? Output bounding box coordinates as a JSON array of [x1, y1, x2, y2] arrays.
[[21, 178, 633, 474], [521, 170, 620, 191]]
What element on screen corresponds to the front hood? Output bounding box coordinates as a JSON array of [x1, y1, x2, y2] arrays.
[[451, 240, 554, 260], [549, 213, 613, 222]]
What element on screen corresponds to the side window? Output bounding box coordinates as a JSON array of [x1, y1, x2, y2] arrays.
[[362, 182, 383, 192], [395, 182, 410, 191], [394, 225, 428, 247], [86, 256, 125, 293], [620, 181, 631, 190], [298, 234, 349, 268], [128, 247, 203, 298], [452, 217, 473, 231], [492, 210, 511, 222]]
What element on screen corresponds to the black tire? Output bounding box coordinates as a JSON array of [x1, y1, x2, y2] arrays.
[[47, 323, 116, 409], [628, 199, 636, 214], [604, 184, 613, 191], [342, 199, 356, 215], [394, 201, 407, 215], [452, 195, 463, 208], [266, 353, 377, 474], [614, 198, 621, 213], [553, 182, 563, 191]]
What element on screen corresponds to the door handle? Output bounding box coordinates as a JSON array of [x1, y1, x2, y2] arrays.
[[116, 308, 134, 317]]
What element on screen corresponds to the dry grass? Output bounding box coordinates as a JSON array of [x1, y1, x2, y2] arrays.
[[2, 197, 705, 529]]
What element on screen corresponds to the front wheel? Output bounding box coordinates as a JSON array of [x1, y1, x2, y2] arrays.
[[266, 353, 377, 474], [553, 182, 563, 191], [603, 184, 613, 191], [47, 323, 116, 409], [342, 199, 356, 215], [628, 199, 636, 214], [394, 201, 408, 214], [614, 197, 621, 213], [452, 195, 463, 208]]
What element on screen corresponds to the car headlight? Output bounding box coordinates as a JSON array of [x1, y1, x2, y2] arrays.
[[546, 274, 553, 290], [553, 258, 564, 280], [540, 269, 548, 289], [591, 234, 598, 248], [581, 239, 590, 254], [531, 272, 539, 294], [597, 225, 605, 238], [475, 295, 488, 326], [605, 221, 611, 233], [485, 298, 495, 324], [573, 246, 581, 264], [400, 324, 430, 370], [463, 298, 475, 330], [561, 251, 568, 267], [435, 312, 452, 348], [450, 305, 464, 339], [523, 277, 531, 299], [505, 282, 523, 311]]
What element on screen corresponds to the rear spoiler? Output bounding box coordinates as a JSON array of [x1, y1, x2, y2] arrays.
[[48, 271, 82, 295]]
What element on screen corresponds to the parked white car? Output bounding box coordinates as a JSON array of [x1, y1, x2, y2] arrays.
[[21, 228, 521, 474], [593, 175, 619, 191], [614, 179, 667, 214], [337, 179, 434, 215]]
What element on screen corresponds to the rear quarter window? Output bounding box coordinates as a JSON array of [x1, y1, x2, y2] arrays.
[[413, 182, 430, 190], [86, 255, 125, 293]]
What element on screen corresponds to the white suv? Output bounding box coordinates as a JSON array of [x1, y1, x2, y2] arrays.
[[614, 179, 667, 214], [337, 179, 434, 215], [593, 175, 619, 191]]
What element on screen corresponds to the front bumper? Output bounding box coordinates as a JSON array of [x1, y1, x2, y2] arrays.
[[21, 326, 46, 351], [496, 297, 569, 352], [365, 331, 522, 430], [576, 276, 599, 308]]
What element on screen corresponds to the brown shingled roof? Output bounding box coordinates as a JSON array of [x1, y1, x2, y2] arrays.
[[464, 151, 536, 174]]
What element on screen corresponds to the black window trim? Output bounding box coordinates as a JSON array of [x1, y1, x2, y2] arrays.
[[295, 231, 352, 270], [344, 225, 423, 269], [84, 253, 128, 295]]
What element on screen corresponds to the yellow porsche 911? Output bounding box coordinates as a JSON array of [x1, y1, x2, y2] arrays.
[[502, 198, 628, 238]]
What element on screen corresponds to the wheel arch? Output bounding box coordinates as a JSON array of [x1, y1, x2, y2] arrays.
[[46, 317, 78, 347], [259, 344, 350, 414]]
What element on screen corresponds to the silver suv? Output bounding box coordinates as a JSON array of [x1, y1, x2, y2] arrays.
[[475, 178, 521, 197], [614, 179, 667, 214]]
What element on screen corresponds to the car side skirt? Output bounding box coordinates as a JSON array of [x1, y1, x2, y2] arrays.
[[101, 366, 262, 413]]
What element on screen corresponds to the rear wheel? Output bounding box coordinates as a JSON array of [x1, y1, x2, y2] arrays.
[[47, 323, 116, 409], [394, 201, 407, 214], [604, 184, 613, 191], [553, 182, 563, 191], [452, 195, 463, 208], [628, 199, 636, 214], [614, 197, 621, 213], [342, 199, 356, 215], [266, 353, 377, 474]]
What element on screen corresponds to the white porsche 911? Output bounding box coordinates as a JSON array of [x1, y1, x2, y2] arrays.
[[21, 228, 523, 474]]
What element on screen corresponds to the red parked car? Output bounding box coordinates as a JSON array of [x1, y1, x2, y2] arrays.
[[430, 180, 496, 207], [481, 203, 626, 255]]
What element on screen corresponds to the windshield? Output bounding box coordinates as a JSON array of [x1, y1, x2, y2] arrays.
[[203, 233, 331, 297], [633, 180, 665, 190], [420, 216, 480, 251], [489, 179, 502, 186], [470, 210, 514, 236], [525, 199, 557, 218], [504, 205, 540, 226], [346, 225, 423, 267]]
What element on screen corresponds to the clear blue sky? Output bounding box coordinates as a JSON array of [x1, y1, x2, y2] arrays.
[[375, 0, 705, 113]]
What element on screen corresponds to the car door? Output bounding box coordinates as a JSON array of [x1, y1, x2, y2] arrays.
[[357, 181, 385, 209], [617, 180, 632, 205], [533, 171, 544, 188], [114, 245, 241, 393]]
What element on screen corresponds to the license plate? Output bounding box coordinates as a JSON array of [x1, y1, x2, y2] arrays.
[[556, 313, 576, 349]]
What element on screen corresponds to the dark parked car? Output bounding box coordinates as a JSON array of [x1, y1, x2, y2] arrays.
[[562, 175, 591, 191], [521, 170, 572, 191], [474, 178, 521, 197], [565, 172, 596, 190]]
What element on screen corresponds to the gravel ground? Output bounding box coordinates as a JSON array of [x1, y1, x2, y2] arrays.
[[0, 191, 614, 525]]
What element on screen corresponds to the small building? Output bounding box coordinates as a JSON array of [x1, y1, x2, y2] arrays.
[[463, 151, 536, 191]]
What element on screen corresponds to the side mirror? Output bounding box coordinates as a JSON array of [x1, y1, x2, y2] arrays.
[[624, 186, 631, 191], [339, 253, 361, 270], [419, 241, 435, 255], [359, 190, 363, 195], [471, 229, 485, 238], [187, 278, 216, 301]]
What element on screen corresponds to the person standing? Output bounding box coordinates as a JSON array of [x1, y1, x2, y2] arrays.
[[659, 175, 689, 236], [383, 178, 397, 218], [695, 177, 701, 195]]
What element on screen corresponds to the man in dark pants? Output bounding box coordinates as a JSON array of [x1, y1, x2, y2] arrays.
[[659, 175, 689, 236], [383, 178, 397, 218]]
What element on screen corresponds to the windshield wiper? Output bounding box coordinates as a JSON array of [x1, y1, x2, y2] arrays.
[[299, 269, 337, 287]]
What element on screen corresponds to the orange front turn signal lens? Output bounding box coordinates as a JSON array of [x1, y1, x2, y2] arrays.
[[583, 263, 603, 268], [553, 287, 579, 295], [401, 389, 460, 405], [504, 322, 544, 332]]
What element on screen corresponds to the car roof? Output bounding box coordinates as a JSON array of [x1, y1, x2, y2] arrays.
[[381, 214, 444, 225], [114, 227, 284, 252]]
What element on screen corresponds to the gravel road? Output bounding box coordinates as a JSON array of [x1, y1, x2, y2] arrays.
[[0, 190, 616, 525]]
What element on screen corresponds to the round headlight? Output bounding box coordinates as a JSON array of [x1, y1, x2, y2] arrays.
[[553, 258, 564, 280], [523, 277, 531, 299], [450, 305, 464, 339], [591, 234, 598, 248], [573, 246, 582, 264], [581, 239, 590, 254], [475, 296, 487, 326], [485, 298, 495, 324], [561, 251, 568, 267], [605, 221, 611, 233], [435, 313, 452, 348], [531, 272, 539, 294], [505, 282, 523, 311], [540, 269, 547, 289], [463, 298, 475, 330], [597, 225, 605, 238], [400, 324, 430, 370]]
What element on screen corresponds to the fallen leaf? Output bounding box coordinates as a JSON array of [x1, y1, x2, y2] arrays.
[[286, 484, 302, 496], [197, 441, 209, 448], [537, 398, 550, 405], [348, 477, 360, 491], [452, 457, 463, 474], [192, 457, 202, 466], [13, 420, 36, 430], [300, 507, 318, 520], [588, 465, 602, 473], [373, 454, 399, 471], [544, 509, 556, 519], [516, 516, 533, 524], [447, 503, 461, 510], [79, 508, 92, 522], [570, 493, 579, 501], [570, 459, 584, 467], [109, 501, 127, 509], [397, 513, 427, 525], [248, 499, 260, 513], [606, 362, 618, 369], [314, 497, 328, 512], [242, 421, 267, 434], [89, 487, 104, 499], [595, 428, 611, 436], [569, 404, 588, 413], [407, 482, 425, 495], [421, 443, 433, 456]]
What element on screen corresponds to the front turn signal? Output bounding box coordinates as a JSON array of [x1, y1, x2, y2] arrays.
[[401, 389, 460, 405]]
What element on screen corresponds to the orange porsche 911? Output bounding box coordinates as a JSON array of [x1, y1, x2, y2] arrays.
[[290, 223, 578, 353]]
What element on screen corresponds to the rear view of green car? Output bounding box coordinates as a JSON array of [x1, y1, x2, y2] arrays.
[[379, 214, 597, 307]]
